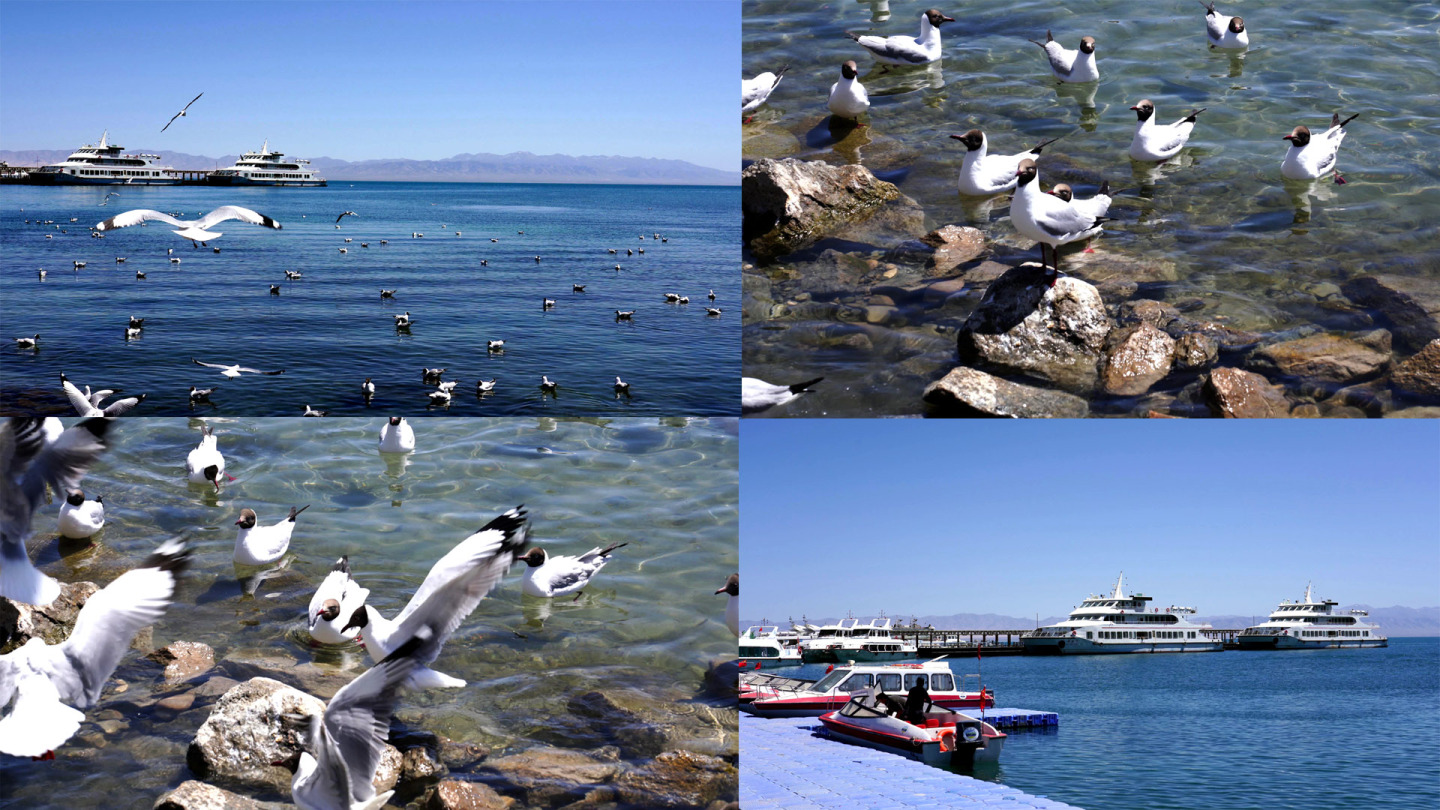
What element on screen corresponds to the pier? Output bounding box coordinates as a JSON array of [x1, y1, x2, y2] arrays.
[[742, 713, 1082, 810]]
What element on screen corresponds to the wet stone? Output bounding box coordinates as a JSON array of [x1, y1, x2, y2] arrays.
[[156, 693, 196, 712], [186, 677, 326, 793], [1173, 332, 1220, 371], [403, 746, 447, 782], [923, 367, 1090, 418], [612, 751, 738, 810], [1203, 368, 1292, 418], [482, 746, 622, 807], [919, 225, 987, 276], [1116, 299, 1180, 330], [0, 580, 99, 654], [742, 158, 907, 263], [148, 641, 215, 684], [1102, 323, 1176, 396], [427, 779, 516, 810], [1247, 334, 1389, 384], [152, 780, 274, 810], [1391, 339, 1440, 400], [1341, 274, 1440, 352]]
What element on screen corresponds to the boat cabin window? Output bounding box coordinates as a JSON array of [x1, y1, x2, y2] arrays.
[[930, 673, 954, 691], [903, 674, 929, 690], [839, 674, 873, 692], [811, 670, 848, 692], [876, 674, 902, 692]]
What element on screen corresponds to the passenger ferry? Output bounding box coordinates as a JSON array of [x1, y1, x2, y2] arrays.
[[1021, 573, 1222, 654], [799, 616, 917, 663], [1237, 583, 1387, 649], [738, 624, 808, 667], [207, 140, 326, 186], [30, 132, 177, 185]]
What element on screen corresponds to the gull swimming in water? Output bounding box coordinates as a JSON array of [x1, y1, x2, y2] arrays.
[[192, 359, 285, 378], [1128, 99, 1204, 162], [1282, 113, 1359, 183], [742, 376, 823, 414], [716, 573, 739, 637], [161, 92, 203, 132], [378, 417, 414, 453], [303, 405, 327, 417], [233, 505, 309, 566], [518, 542, 628, 598], [96, 205, 281, 242], [57, 490, 105, 540], [742, 65, 788, 122], [1029, 31, 1098, 83], [1200, 1, 1248, 50], [847, 8, 953, 66], [185, 425, 225, 491]]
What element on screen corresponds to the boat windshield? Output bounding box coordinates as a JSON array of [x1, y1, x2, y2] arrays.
[[810, 670, 850, 692], [838, 696, 891, 718]]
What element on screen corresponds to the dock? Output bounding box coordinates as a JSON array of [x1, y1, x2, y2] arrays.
[[742, 714, 1082, 810]]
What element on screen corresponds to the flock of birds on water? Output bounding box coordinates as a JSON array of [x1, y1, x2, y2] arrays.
[[0, 415, 739, 809], [741, 2, 1363, 412], [15, 198, 724, 414]]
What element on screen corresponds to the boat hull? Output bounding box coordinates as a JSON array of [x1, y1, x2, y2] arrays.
[[206, 175, 326, 187], [27, 171, 176, 186], [741, 693, 991, 718], [818, 712, 1003, 768], [1023, 637, 1223, 655], [1236, 635, 1387, 650]]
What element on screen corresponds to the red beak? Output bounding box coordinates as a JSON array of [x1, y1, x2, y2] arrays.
[[1129, 106, 1140, 111]]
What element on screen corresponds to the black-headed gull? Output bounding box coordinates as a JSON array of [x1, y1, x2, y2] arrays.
[[1012, 159, 1107, 282], [192, 358, 285, 378], [0, 539, 189, 758], [487, 340, 504, 352], [742, 66, 787, 121], [395, 312, 414, 328], [95, 205, 281, 242], [303, 405, 328, 417], [847, 8, 953, 65], [518, 542, 627, 598], [307, 556, 371, 645], [185, 425, 225, 491], [161, 92, 203, 132], [1128, 100, 1204, 162], [233, 505, 309, 566], [542, 298, 556, 309], [188, 385, 217, 403], [540, 376, 558, 394], [615, 310, 635, 320], [1029, 31, 1098, 83], [715, 573, 739, 637], [57, 490, 105, 540], [421, 367, 445, 384], [336, 211, 358, 224], [362, 378, 376, 398], [828, 61, 870, 121], [1200, 1, 1248, 50], [706, 307, 722, 316], [427, 390, 451, 406], [476, 379, 497, 394], [60, 373, 146, 416], [614, 377, 630, 394], [951, 129, 1064, 196], [378, 417, 415, 453], [341, 506, 530, 689], [1049, 182, 1113, 222], [741, 376, 823, 415], [1282, 113, 1359, 183], [2, 417, 111, 606], [13, 335, 39, 349]]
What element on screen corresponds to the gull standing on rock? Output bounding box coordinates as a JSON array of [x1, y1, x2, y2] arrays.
[[1200, 1, 1248, 50], [1011, 159, 1107, 282], [828, 61, 870, 122], [518, 542, 628, 599], [308, 556, 371, 645], [742, 65, 788, 122], [1030, 31, 1098, 83], [185, 425, 225, 491], [741, 376, 823, 415], [378, 417, 415, 453], [1282, 113, 1359, 183], [233, 505, 309, 566], [57, 491, 105, 540], [847, 8, 953, 66], [951, 130, 1064, 196], [1128, 99, 1204, 162]]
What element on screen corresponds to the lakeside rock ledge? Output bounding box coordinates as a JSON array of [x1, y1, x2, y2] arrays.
[[742, 158, 908, 264]]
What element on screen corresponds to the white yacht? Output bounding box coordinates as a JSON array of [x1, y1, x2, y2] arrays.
[[1237, 583, 1387, 649], [818, 617, 919, 663], [1022, 573, 1222, 654], [208, 140, 326, 186], [31, 131, 177, 185], [738, 624, 809, 666], [797, 617, 860, 663]]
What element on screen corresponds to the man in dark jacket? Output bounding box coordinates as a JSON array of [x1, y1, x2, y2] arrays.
[[904, 676, 935, 724]]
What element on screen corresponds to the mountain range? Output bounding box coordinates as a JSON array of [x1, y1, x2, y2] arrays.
[[0, 147, 738, 185]]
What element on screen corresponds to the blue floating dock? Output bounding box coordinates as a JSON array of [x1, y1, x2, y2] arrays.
[[742, 714, 1083, 810], [975, 708, 1059, 730]]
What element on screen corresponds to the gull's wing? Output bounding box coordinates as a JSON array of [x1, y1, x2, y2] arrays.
[[319, 634, 426, 802], [859, 35, 928, 64], [181, 91, 203, 113], [0, 672, 85, 757], [194, 206, 281, 232], [1031, 195, 1105, 240], [101, 395, 146, 416], [0, 419, 70, 604], [87, 389, 113, 408], [234, 366, 284, 375], [1043, 42, 1075, 78], [741, 75, 775, 109], [62, 377, 102, 417], [192, 359, 231, 370], [1204, 11, 1226, 42], [95, 209, 185, 232], [161, 112, 181, 133]]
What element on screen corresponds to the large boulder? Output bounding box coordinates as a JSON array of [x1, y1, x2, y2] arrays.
[[1342, 274, 1440, 352], [742, 159, 907, 263], [1102, 323, 1176, 396], [1391, 339, 1440, 400], [923, 367, 1089, 418], [957, 264, 1112, 393], [187, 677, 324, 792], [1203, 368, 1292, 418], [0, 580, 99, 654], [1247, 334, 1389, 384], [612, 751, 738, 809]]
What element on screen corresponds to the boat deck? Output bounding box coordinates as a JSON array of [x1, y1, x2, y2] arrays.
[[742, 714, 1083, 810]]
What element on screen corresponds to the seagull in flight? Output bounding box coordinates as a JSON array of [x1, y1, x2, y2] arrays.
[[95, 205, 281, 242], [336, 211, 358, 225], [161, 92, 203, 132], [60, 373, 146, 416], [192, 359, 285, 378]]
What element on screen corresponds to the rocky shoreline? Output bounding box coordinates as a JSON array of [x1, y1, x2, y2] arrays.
[[743, 158, 1440, 417]]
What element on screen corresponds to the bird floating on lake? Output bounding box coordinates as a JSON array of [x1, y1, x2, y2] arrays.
[[742, 376, 823, 414], [1200, 1, 1248, 50], [192, 359, 285, 378], [1128, 99, 1204, 162], [847, 8, 953, 65], [1030, 31, 1098, 83], [1283, 113, 1359, 183]]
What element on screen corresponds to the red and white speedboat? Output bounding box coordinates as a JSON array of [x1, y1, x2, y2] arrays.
[[740, 660, 993, 718], [819, 693, 1006, 768]]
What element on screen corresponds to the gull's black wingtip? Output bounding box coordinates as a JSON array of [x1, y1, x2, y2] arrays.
[[788, 377, 825, 394], [141, 539, 192, 576]]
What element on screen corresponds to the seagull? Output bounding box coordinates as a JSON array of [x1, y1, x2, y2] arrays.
[[542, 298, 556, 309], [36, 270, 45, 281], [362, 378, 375, 398], [233, 505, 309, 566], [487, 340, 505, 351], [394, 312, 413, 327], [378, 417, 414, 453], [125, 327, 142, 340], [1029, 31, 1098, 83], [742, 376, 823, 414], [427, 390, 451, 406], [614, 377, 630, 394], [616, 309, 636, 321], [540, 376, 558, 393], [13, 335, 39, 349], [270, 284, 281, 295], [715, 573, 739, 637], [436, 381, 458, 394], [161, 92, 203, 132], [476, 379, 497, 394], [1200, 1, 1248, 49], [60, 373, 146, 416], [338, 248, 347, 254], [171, 258, 182, 264], [1012, 159, 1107, 282], [518, 542, 628, 599], [847, 8, 953, 65], [307, 556, 371, 645], [115, 257, 126, 263], [742, 65, 788, 122], [343, 238, 352, 243], [828, 61, 870, 121], [379, 289, 396, 299], [340, 506, 530, 689], [128, 316, 144, 329], [189, 385, 217, 403], [284, 633, 433, 810], [95, 205, 281, 242], [135, 270, 146, 280], [677, 296, 690, 304], [185, 425, 225, 491], [573, 284, 586, 292], [286, 270, 304, 280], [1129, 100, 1204, 162], [664, 293, 680, 302], [1, 418, 112, 606], [951, 129, 1064, 196], [57, 491, 105, 540], [336, 211, 358, 224], [1283, 113, 1359, 183], [708, 290, 717, 301], [0, 539, 189, 758], [72, 261, 86, 269], [421, 367, 446, 384], [706, 307, 722, 316], [303, 405, 327, 417], [193, 358, 285, 377], [1049, 182, 1113, 236]]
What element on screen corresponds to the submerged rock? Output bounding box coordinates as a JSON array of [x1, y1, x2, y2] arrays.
[[1391, 339, 1440, 400], [426, 778, 516, 810], [1202, 368, 1292, 418], [152, 780, 276, 810], [1247, 334, 1389, 384], [612, 751, 738, 809], [0, 580, 99, 654], [481, 746, 621, 807], [957, 264, 1112, 393], [1342, 274, 1440, 352], [148, 641, 215, 684], [923, 367, 1090, 418], [918, 225, 987, 276], [1102, 323, 1176, 396], [742, 158, 908, 263]]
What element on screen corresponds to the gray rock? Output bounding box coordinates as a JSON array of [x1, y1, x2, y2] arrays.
[[1116, 299, 1180, 330], [1391, 339, 1440, 400], [1248, 334, 1389, 384], [612, 751, 738, 810], [186, 677, 324, 793], [742, 158, 908, 264], [426, 779, 516, 810], [566, 691, 670, 760], [148, 641, 215, 684], [1173, 333, 1220, 371], [920, 225, 987, 276], [1102, 324, 1175, 396], [958, 264, 1112, 393], [0, 580, 99, 654], [923, 367, 1090, 418], [1203, 368, 1292, 418], [152, 780, 275, 810], [482, 746, 621, 807], [1164, 318, 1264, 352], [1342, 274, 1440, 352]]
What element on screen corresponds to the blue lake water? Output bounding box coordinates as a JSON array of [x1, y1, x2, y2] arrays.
[[754, 638, 1440, 810], [1, 182, 738, 416]]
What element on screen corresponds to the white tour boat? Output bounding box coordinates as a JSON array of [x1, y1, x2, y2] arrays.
[[1237, 583, 1387, 649], [207, 140, 326, 186], [1021, 573, 1222, 654], [31, 132, 177, 185], [799, 616, 919, 663], [740, 659, 993, 717], [819, 691, 1005, 769], [738, 624, 808, 667]]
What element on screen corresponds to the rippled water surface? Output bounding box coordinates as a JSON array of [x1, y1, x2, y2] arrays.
[[754, 639, 1440, 809], [742, 0, 1440, 416], [0, 417, 738, 807], [2, 182, 738, 415]]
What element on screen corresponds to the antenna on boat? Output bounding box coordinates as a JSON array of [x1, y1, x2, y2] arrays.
[[1304, 581, 1313, 603]]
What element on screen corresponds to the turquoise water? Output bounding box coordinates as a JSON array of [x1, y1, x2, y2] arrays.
[[0, 417, 739, 807], [742, 0, 1440, 416], [756, 638, 1440, 810], [1, 182, 738, 416]]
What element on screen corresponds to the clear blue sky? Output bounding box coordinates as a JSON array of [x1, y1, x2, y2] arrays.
[[0, 1, 737, 170], [741, 421, 1440, 622]]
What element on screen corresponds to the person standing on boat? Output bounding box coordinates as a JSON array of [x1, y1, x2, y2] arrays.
[[873, 687, 905, 717], [904, 676, 936, 724]]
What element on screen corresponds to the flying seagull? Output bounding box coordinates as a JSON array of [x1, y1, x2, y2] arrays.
[[336, 211, 358, 224], [96, 205, 281, 242], [60, 373, 146, 416], [192, 359, 285, 377], [161, 92, 203, 132]]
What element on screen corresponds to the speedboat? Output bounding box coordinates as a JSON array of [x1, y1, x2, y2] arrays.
[[1237, 583, 1387, 649], [740, 659, 992, 717], [819, 691, 1005, 768]]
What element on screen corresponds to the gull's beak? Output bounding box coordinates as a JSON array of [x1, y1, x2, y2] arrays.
[[1129, 105, 1140, 111], [307, 613, 320, 631]]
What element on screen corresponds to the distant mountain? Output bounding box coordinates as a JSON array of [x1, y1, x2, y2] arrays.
[[0, 147, 738, 186]]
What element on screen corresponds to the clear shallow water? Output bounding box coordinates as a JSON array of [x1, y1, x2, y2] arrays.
[[0, 417, 738, 807], [754, 639, 1440, 810], [1, 182, 738, 416], [742, 1, 1440, 416]]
